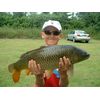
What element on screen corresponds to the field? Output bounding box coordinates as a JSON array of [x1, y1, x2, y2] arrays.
[[0, 39, 100, 87]]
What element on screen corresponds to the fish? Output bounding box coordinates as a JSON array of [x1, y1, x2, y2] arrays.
[[8, 45, 90, 82]]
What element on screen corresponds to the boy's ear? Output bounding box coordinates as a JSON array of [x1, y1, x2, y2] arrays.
[[59, 33, 64, 39], [40, 32, 45, 38], [42, 35, 45, 38]]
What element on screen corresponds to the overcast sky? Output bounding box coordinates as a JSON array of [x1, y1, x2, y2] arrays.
[[0, 0, 99, 12]]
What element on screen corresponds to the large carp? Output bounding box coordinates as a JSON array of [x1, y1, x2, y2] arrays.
[[8, 45, 90, 82]]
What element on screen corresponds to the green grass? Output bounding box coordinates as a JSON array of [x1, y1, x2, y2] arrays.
[[0, 39, 100, 87]]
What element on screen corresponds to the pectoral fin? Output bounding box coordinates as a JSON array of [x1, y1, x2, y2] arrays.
[[26, 68, 31, 75], [12, 69, 21, 83]]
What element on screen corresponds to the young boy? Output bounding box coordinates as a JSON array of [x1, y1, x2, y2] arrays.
[[28, 20, 71, 87]]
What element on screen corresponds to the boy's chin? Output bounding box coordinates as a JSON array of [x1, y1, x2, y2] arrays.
[[46, 40, 59, 46], [47, 42, 57, 46]]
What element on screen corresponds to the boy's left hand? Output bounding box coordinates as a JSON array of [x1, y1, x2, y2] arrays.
[[58, 56, 71, 73]]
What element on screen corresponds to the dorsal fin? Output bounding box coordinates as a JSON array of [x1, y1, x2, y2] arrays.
[[20, 46, 46, 59]]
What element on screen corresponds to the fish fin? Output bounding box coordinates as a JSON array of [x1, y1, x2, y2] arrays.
[[39, 46, 46, 48], [12, 69, 21, 83], [26, 68, 31, 75], [8, 63, 14, 73], [20, 49, 35, 59], [20, 46, 46, 59]]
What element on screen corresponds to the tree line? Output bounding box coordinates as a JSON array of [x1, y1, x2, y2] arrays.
[[0, 12, 100, 39]]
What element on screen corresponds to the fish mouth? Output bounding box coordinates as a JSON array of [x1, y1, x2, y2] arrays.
[[85, 53, 90, 59], [80, 52, 90, 61]]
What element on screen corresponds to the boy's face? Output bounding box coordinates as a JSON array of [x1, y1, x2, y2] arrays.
[[41, 26, 62, 46]]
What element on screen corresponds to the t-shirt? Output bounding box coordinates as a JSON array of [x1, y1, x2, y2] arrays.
[[44, 69, 60, 87]]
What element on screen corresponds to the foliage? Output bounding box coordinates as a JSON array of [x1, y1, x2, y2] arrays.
[[0, 12, 100, 39], [0, 27, 41, 39]]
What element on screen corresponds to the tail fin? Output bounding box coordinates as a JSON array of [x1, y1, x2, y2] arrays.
[[12, 69, 21, 83], [26, 68, 31, 75], [8, 63, 14, 73]]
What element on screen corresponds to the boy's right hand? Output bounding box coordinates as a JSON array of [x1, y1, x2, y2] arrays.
[[28, 59, 44, 76], [28, 59, 44, 86]]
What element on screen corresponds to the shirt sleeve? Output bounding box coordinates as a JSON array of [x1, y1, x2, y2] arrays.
[[53, 69, 60, 78]]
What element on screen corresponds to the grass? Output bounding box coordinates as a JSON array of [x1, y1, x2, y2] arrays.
[[0, 39, 100, 87]]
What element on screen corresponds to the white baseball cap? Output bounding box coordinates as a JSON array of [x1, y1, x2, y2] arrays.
[[42, 20, 62, 31]]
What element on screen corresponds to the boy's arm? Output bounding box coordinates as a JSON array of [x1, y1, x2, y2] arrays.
[[59, 71, 69, 87], [59, 56, 71, 87], [28, 59, 44, 87], [35, 74, 44, 87]]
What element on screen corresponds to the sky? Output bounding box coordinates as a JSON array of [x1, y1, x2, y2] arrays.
[[0, 0, 100, 12]]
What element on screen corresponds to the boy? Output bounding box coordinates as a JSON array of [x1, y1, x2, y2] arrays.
[[28, 20, 71, 87]]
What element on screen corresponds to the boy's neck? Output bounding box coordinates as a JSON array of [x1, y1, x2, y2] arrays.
[[45, 44, 58, 46]]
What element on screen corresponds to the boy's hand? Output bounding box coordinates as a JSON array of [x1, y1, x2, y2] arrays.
[[58, 56, 71, 74], [28, 59, 44, 86], [58, 56, 71, 87], [28, 59, 44, 76]]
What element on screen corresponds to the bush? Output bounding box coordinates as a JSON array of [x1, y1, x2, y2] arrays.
[[0, 27, 41, 39], [0, 26, 100, 39], [85, 26, 100, 40]]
